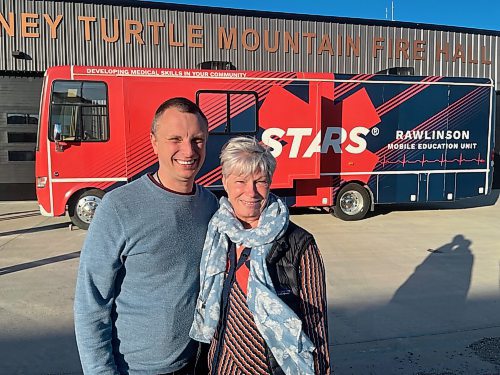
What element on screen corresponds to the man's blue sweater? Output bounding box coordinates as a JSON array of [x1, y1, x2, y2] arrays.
[[74, 174, 218, 374]]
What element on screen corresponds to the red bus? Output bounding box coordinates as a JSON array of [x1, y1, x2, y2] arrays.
[[35, 65, 495, 229]]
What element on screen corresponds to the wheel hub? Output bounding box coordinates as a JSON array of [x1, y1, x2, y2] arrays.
[[76, 196, 102, 224], [340, 191, 363, 215]]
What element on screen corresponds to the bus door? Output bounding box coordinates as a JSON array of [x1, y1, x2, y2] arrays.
[[47, 78, 126, 214], [196, 89, 260, 189]]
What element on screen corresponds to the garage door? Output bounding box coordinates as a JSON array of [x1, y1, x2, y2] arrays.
[[0, 74, 43, 200]]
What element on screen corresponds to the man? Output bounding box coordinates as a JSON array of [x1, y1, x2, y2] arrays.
[[74, 97, 218, 374]]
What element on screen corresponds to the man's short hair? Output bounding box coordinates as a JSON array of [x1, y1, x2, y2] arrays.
[[151, 97, 208, 134], [220, 136, 277, 183]]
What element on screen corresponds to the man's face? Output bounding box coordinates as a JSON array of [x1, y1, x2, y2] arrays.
[[150, 107, 207, 191]]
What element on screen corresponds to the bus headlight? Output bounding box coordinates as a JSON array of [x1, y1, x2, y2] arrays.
[[37, 177, 47, 188]]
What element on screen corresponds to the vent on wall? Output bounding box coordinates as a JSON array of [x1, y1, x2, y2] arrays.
[[197, 61, 236, 70], [377, 67, 415, 75]]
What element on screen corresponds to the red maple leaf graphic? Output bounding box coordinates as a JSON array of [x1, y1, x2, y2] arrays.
[[260, 83, 381, 186], [322, 87, 381, 183]]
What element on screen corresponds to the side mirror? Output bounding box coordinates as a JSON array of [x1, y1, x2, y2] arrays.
[[53, 123, 66, 152], [53, 123, 62, 142]]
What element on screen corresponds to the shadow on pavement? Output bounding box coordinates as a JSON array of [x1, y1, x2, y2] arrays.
[[368, 189, 500, 219], [0, 222, 70, 237], [0, 211, 41, 222], [0, 251, 81, 276], [330, 234, 500, 373], [290, 207, 329, 216], [334, 234, 474, 343], [291, 190, 500, 219], [0, 209, 40, 218], [0, 332, 82, 374], [386, 234, 473, 332]]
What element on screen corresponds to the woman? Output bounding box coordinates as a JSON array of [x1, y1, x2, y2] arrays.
[[190, 137, 330, 375]]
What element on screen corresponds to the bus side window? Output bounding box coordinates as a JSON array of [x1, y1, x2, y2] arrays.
[[49, 80, 109, 142], [197, 92, 228, 134], [229, 92, 257, 133], [197, 90, 257, 135]]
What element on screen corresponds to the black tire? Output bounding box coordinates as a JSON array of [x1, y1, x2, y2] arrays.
[[68, 189, 105, 230], [333, 183, 371, 221]]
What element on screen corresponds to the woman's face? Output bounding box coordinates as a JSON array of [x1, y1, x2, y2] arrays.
[[222, 170, 270, 229]]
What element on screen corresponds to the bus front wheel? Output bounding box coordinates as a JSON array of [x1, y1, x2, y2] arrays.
[[69, 189, 105, 230], [333, 183, 371, 221]]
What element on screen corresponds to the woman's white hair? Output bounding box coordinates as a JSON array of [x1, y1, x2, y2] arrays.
[[220, 136, 277, 182]]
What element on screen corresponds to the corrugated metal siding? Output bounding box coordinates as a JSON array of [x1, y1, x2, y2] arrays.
[[1, 0, 499, 89]]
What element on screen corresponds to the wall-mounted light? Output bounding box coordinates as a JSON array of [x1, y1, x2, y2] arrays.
[[12, 50, 32, 60]]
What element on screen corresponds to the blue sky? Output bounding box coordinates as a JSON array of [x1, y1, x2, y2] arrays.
[[145, 0, 500, 31]]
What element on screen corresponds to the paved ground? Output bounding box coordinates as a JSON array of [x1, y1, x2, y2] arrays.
[[0, 193, 499, 375]]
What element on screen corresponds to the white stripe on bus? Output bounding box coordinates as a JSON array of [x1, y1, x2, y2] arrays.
[[51, 178, 128, 183]]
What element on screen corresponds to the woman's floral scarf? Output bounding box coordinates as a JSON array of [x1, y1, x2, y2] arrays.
[[190, 193, 315, 375]]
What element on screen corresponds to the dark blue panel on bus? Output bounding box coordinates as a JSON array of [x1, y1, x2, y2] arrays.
[[427, 173, 446, 201], [376, 174, 418, 203], [456, 172, 485, 199], [444, 173, 456, 201]]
